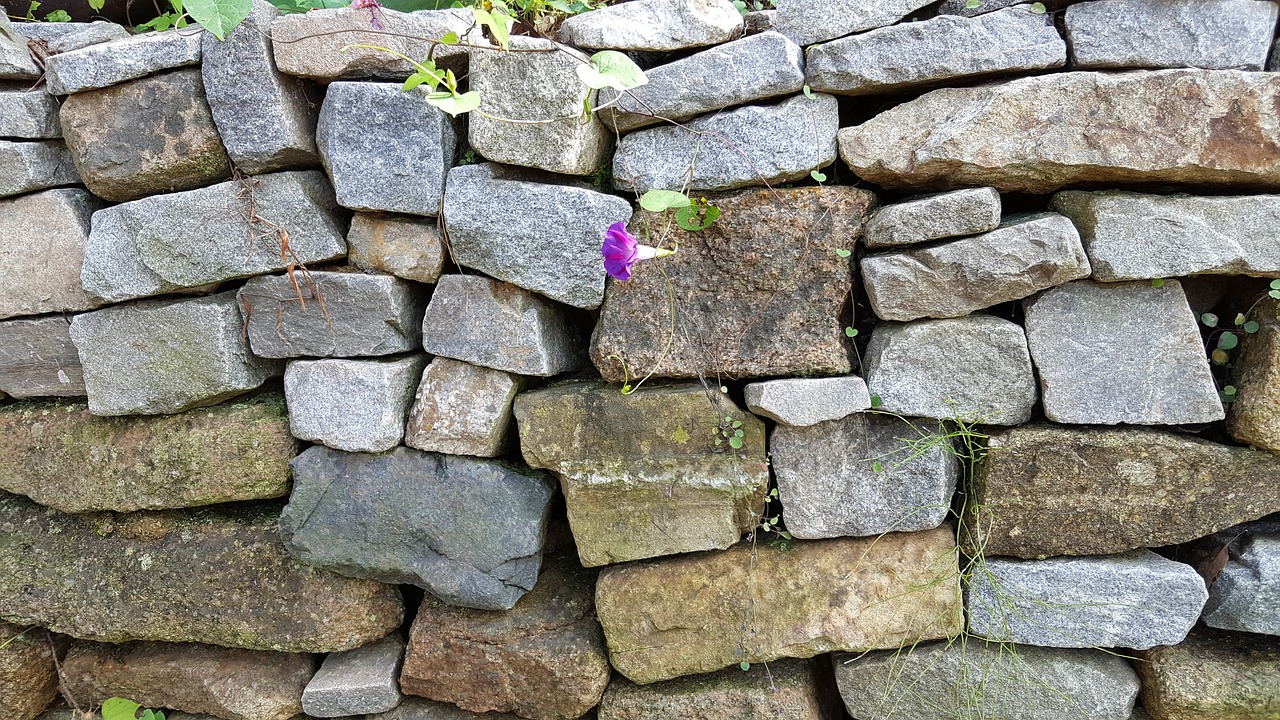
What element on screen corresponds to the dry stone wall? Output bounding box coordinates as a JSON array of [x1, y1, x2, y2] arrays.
[[1, 0, 1280, 718]]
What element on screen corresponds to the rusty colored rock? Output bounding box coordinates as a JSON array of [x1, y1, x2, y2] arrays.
[[1228, 298, 1280, 452], [595, 527, 962, 684], [401, 554, 611, 720], [0, 623, 60, 720], [591, 186, 873, 382], [1138, 631, 1280, 720]]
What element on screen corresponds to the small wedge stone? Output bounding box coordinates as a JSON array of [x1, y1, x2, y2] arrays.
[[404, 357, 524, 457], [744, 376, 870, 426], [43, 29, 202, 95], [347, 213, 446, 284], [303, 634, 404, 718], [863, 187, 1001, 248], [0, 140, 79, 198], [0, 15, 39, 80], [774, 0, 933, 46], [1203, 533, 1280, 636], [283, 355, 426, 452], [557, 0, 742, 51]]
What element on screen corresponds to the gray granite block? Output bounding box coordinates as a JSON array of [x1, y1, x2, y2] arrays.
[[14, 20, 128, 52], [774, 0, 933, 46], [0, 140, 79, 198], [0, 15, 40, 80], [1202, 532, 1280, 636], [0, 85, 61, 139], [0, 315, 85, 397], [558, 0, 742, 51], [283, 355, 426, 452], [864, 187, 1001, 248], [0, 188, 103, 320], [1065, 0, 1278, 70], [743, 376, 870, 426], [303, 634, 404, 717], [404, 357, 524, 458], [270, 7, 471, 82], [44, 29, 203, 95]]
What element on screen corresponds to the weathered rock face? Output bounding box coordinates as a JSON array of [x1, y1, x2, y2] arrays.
[[61, 640, 315, 720], [270, 8, 470, 82], [0, 86, 62, 138], [0, 316, 85, 397], [838, 70, 1280, 193], [1203, 533, 1280, 636], [595, 528, 963, 684], [14, 20, 129, 52], [807, 6, 1065, 96], [69, 291, 282, 417], [282, 446, 556, 611], [317, 82, 456, 216], [283, 355, 426, 453], [0, 492, 404, 652], [59, 69, 231, 202], [0, 395, 294, 514], [402, 554, 611, 720], [966, 550, 1208, 650], [43, 29, 202, 95], [1065, 0, 1278, 71], [404, 357, 524, 458], [557, 0, 742, 51], [82, 170, 347, 303], [0, 188, 101, 320], [598, 30, 805, 133], [1229, 300, 1280, 451], [833, 641, 1142, 720], [0, 14, 41, 79], [743, 376, 870, 427], [240, 272, 426, 358], [346, 213, 446, 284], [592, 187, 872, 382], [1023, 280, 1223, 425], [862, 213, 1090, 321], [1139, 631, 1280, 720], [771, 413, 958, 540], [967, 425, 1280, 558], [302, 633, 403, 718], [0, 140, 80, 198], [613, 93, 838, 192], [365, 698, 523, 720], [773, 0, 933, 46], [864, 316, 1037, 425], [515, 380, 769, 567], [443, 163, 631, 309], [863, 187, 1001, 249], [598, 658, 834, 720], [0, 623, 60, 720]]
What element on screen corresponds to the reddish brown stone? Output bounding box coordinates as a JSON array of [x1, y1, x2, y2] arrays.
[[0, 623, 60, 720]]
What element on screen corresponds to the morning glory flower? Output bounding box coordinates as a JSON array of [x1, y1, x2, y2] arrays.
[[602, 221, 674, 282], [351, 0, 384, 30]]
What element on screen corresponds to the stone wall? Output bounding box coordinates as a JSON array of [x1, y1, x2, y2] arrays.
[[2, 0, 1280, 718]]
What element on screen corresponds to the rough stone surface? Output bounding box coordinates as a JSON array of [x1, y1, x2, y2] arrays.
[[1065, 0, 1278, 71], [0, 492, 404, 652], [59, 68, 231, 202], [62, 640, 314, 720], [558, 0, 742, 51], [282, 445, 556, 611], [469, 36, 610, 176], [599, 658, 833, 720], [83, 170, 347, 303], [598, 30, 804, 133], [596, 527, 963, 684], [303, 634, 403, 718], [283, 355, 426, 453], [69, 291, 282, 416], [774, 0, 933, 46], [402, 554, 610, 720], [240, 271, 426, 358], [863, 213, 1090, 321], [614, 93, 838, 192], [967, 425, 1280, 558], [14, 20, 129, 52], [939, 0, 1062, 16], [365, 698, 523, 720], [743, 376, 870, 426], [966, 550, 1208, 650], [592, 187, 872, 382], [771, 413, 959, 540], [0, 139, 79, 197], [444, 163, 629, 309], [1138, 631, 1280, 720], [0, 188, 101, 320], [43, 29, 201, 95], [420, 274, 586, 377], [863, 187, 1001, 249], [0, 85, 61, 138], [1, 15, 42, 79], [317, 81, 455, 215], [838, 70, 1280, 193], [404, 357, 524, 457], [270, 8, 470, 82], [833, 641, 1141, 720], [1203, 533, 1280, 636], [864, 316, 1037, 425], [0, 316, 84, 397], [1229, 299, 1280, 451], [0, 623, 59, 720], [347, 213, 446, 284], [0, 394, 294, 513], [1052, 190, 1280, 280], [515, 380, 769, 567], [1023, 280, 1224, 425], [807, 7, 1065, 96], [202, 0, 320, 174]]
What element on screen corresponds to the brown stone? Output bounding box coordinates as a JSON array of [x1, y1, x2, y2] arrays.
[[401, 554, 611, 720], [591, 186, 874, 382], [595, 527, 962, 685], [965, 425, 1280, 558], [1138, 631, 1280, 720], [404, 357, 524, 457], [1228, 298, 1280, 452], [0, 623, 60, 720], [0, 394, 295, 513], [61, 640, 315, 720], [59, 69, 230, 202], [598, 658, 837, 720], [347, 213, 446, 285], [0, 493, 404, 652], [838, 70, 1280, 193], [0, 189, 103, 320]]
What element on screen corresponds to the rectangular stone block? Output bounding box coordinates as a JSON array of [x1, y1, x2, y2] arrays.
[[284, 355, 426, 452], [863, 187, 1001, 248], [1065, 0, 1278, 70], [271, 7, 470, 81], [347, 213, 446, 284], [0, 140, 79, 198], [303, 634, 403, 717], [0, 315, 85, 398], [404, 357, 523, 457], [14, 20, 129, 52], [0, 188, 103, 320], [44, 28, 203, 95], [0, 85, 61, 138]]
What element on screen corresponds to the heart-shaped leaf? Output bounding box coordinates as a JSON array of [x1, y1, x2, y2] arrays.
[[186, 0, 252, 40]]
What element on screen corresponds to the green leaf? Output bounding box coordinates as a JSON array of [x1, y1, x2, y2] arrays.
[[103, 698, 143, 720], [1218, 331, 1239, 350], [1201, 313, 1218, 328], [403, 71, 439, 92], [870, 395, 882, 409], [810, 170, 827, 183], [834, 248, 851, 258], [88, 0, 105, 10], [1270, 290, 1280, 300], [639, 189, 691, 212], [1245, 320, 1261, 334], [1212, 348, 1229, 365], [731, 420, 742, 428], [965, 0, 981, 7], [136, 12, 177, 31], [733, 429, 744, 438], [802, 84, 814, 99], [1222, 385, 1238, 396], [1235, 313, 1248, 326], [439, 30, 458, 44], [844, 327, 857, 338], [185, 0, 252, 40], [872, 461, 883, 472], [1151, 278, 1165, 288], [675, 204, 720, 231], [425, 90, 481, 117], [1272, 279, 1280, 290], [739, 661, 750, 671], [576, 50, 648, 91], [44, 8, 72, 20], [1029, 1, 1045, 12], [729, 436, 744, 449], [473, 8, 511, 50], [720, 385, 728, 393]]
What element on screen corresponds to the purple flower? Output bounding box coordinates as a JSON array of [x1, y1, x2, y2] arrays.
[[602, 221, 674, 281], [351, 0, 384, 30]]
